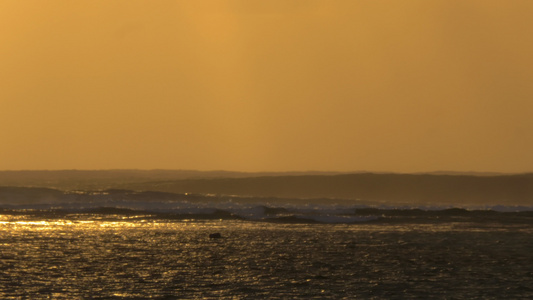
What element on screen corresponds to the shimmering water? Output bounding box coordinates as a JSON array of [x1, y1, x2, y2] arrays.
[[1, 216, 532, 299]]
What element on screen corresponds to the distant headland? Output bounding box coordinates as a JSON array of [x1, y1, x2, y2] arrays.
[[0, 170, 532, 206]]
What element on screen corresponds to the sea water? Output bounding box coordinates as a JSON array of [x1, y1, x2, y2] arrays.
[[0, 189, 532, 298], [1, 215, 532, 299]]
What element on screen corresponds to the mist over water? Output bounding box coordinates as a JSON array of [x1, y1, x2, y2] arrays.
[[1, 186, 532, 225]]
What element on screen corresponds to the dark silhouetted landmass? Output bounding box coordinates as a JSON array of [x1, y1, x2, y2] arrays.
[[127, 173, 533, 206], [0, 169, 342, 190], [0, 170, 532, 206]]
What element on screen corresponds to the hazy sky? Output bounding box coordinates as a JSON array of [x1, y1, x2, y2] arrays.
[[1, 0, 532, 173]]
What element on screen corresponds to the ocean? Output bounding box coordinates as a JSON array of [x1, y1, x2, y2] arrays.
[[1, 188, 532, 299]]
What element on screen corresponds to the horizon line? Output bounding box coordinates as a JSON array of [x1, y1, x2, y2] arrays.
[[0, 169, 530, 176]]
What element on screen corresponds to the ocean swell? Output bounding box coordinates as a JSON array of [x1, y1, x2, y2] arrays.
[[0, 187, 532, 224]]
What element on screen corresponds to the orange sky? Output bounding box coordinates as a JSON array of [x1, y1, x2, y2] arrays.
[[1, 0, 532, 173]]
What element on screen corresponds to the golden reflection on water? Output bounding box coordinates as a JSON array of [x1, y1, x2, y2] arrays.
[[0, 216, 153, 236], [0, 215, 230, 236], [0, 216, 532, 298]]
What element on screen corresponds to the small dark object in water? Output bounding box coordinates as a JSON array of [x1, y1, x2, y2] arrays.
[[209, 233, 222, 239]]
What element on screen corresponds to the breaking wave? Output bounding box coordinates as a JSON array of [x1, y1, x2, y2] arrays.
[[1, 188, 532, 224]]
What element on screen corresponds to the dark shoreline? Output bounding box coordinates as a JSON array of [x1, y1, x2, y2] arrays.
[[1, 170, 532, 206]]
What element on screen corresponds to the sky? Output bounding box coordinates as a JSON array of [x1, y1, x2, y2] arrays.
[[1, 0, 533, 173]]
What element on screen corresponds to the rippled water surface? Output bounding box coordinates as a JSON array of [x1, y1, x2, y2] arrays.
[[1, 216, 532, 299]]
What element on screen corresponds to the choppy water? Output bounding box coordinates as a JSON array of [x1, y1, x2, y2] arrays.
[[1, 215, 532, 299]]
